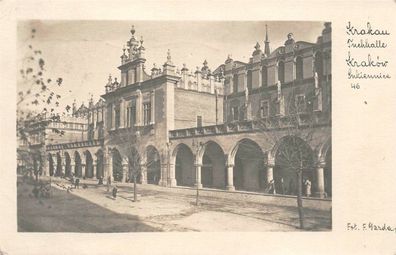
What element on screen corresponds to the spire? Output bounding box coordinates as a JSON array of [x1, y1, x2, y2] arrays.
[[166, 49, 172, 64], [264, 24, 270, 56]]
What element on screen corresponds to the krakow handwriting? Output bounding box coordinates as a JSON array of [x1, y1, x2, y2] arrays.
[[346, 52, 388, 68], [346, 21, 390, 36]]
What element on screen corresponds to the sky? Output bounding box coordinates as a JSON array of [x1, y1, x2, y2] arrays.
[[17, 20, 325, 113]]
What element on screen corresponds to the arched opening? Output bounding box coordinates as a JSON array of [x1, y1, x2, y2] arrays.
[[296, 56, 303, 81], [128, 147, 142, 183], [233, 74, 238, 93], [247, 70, 252, 91], [274, 136, 314, 196], [278, 61, 285, 84], [146, 146, 160, 185], [56, 153, 62, 177], [74, 152, 82, 177], [96, 149, 104, 179], [48, 154, 54, 176], [64, 152, 71, 177], [201, 141, 226, 189], [324, 148, 332, 197], [85, 151, 94, 178], [174, 144, 194, 187], [112, 149, 123, 182], [261, 65, 268, 87], [232, 139, 265, 191]]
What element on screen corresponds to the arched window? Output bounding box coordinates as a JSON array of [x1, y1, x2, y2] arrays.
[[247, 70, 252, 91], [233, 74, 238, 93], [278, 61, 285, 84], [261, 66, 268, 87], [296, 56, 303, 81], [314, 52, 323, 78]]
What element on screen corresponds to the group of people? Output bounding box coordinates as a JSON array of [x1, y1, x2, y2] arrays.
[[265, 178, 312, 197]]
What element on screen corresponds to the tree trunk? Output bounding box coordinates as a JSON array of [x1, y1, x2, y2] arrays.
[[133, 175, 137, 202], [297, 169, 304, 229]]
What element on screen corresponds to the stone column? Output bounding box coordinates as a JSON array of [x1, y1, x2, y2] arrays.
[[150, 90, 155, 124], [159, 163, 168, 186], [266, 163, 274, 184], [315, 161, 326, 198], [140, 163, 147, 184], [226, 164, 235, 191], [105, 150, 113, 181], [92, 163, 97, 180], [52, 155, 57, 176], [168, 163, 177, 187], [194, 163, 203, 189], [136, 90, 142, 126], [70, 163, 75, 177], [122, 163, 128, 183], [41, 154, 49, 176], [81, 164, 86, 178]]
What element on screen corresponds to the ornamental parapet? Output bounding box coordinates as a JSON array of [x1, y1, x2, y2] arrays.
[[46, 138, 104, 151]]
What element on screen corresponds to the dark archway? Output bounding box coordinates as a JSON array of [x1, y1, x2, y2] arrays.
[[174, 144, 194, 187], [233, 139, 265, 192], [56, 153, 62, 176], [324, 148, 332, 197], [64, 152, 71, 177], [48, 154, 54, 176], [278, 61, 285, 84], [146, 146, 160, 185], [201, 141, 226, 189], [96, 149, 104, 179], [74, 151, 82, 177], [112, 149, 123, 182], [274, 136, 314, 196], [85, 151, 94, 178]]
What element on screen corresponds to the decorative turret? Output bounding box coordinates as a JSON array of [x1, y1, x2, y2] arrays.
[[252, 42, 262, 63], [163, 49, 175, 74], [127, 25, 139, 60], [264, 24, 271, 56], [138, 36, 145, 58], [105, 74, 113, 93], [120, 45, 128, 64], [201, 59, 210, 77]]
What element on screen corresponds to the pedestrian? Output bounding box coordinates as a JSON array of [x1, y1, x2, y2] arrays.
[[304, 179, 312, 197], [75, 178, 80, 189], [112, 186, 118, 199]]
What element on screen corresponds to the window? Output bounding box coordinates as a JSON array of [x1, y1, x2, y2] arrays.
[[233, 74, 238, 93], [231, 106, 239, 121], [88, 123, 94, 141], [247, 70, 252, 91], [107, 105, 113, 129], [295, 94, 306, 113], [260, 100, 269, 118], [197, 116, 202, 128], [296, 56, 303, 81], [278, 61, 285, 84], [143, 102, 152, 125], [114, 106, 120, 129], [126, 103, 136, 127], [314, 52, 323, 84], [261, 66, 268, 87]]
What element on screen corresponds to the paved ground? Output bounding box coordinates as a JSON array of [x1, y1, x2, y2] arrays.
[[17, 176, 331, 232]]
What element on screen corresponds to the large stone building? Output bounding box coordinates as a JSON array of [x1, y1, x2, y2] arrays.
[[19, 23, 332, 198]]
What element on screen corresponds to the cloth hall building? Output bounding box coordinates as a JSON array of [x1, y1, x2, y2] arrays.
[[19, 23, 332, 198]]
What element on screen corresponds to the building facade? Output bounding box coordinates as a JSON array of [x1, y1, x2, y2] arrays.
[[20, 23, 332, 198]]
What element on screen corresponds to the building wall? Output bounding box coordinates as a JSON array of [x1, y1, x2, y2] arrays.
[[174, 88, 223, 129]]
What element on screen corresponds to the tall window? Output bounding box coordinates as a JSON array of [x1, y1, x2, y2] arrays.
[[107, 104, 113, 129], [143, 102, 152, 125], [278, 61, 285, 84], [114, 106, 120, 129], [197, 116, 202, 128], [233, 74, 238, 93], [260, 100, 269, 118], [314, 52, 323, 82], [261, 66, 268, 87], [247, 70, 252, 91], [231, 106, 239, 121], [296, 56, 303, 81], [127, 103, 136, 128]]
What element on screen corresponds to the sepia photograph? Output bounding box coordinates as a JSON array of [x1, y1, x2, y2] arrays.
[[16, 20, 332, 232]]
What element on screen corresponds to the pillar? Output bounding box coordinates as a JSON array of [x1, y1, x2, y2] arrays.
[[122, 163, 128, 183], [92, 163, 97, 180], [315, 161, 326, 198], [194, 163, 203, 189], [159, 163, 168, 186], [136, 90, 142, 126], [226, 164, 235, 191], [266, 163, 274, 184], [140, 163, 147, 184], [168, 163, 177, 187], [105, 150, 114, 181], [70, 163, 75, 177], [41, 154, 49, 176], [150, 90, 155, 124]]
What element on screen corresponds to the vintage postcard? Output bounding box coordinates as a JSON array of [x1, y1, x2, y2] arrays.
[[1, 0, 396, 254]]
